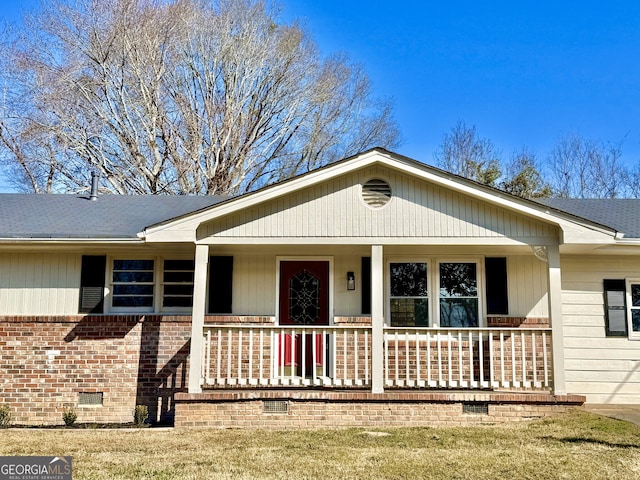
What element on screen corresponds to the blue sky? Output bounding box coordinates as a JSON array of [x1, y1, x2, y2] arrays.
[[280, 1, 640, 164], [2, 0, 640, 187]]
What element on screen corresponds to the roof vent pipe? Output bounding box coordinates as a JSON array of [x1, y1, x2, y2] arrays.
[[90, 171, 100, 201]]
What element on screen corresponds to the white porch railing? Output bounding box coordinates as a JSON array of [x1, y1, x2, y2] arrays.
[[384, 327, 552, 390], [202, 325, 371, 387], [201, 325, 552, 391]]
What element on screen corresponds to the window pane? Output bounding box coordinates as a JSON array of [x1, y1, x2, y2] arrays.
[[440, 298, 478, 327], [390, 263, 427, 297], [163, 296, 193, 307], [113, 271, 154, 283], [113, 260, 154, 271], [113, 296, 153, 307], [632, 310, 640, 333], [440, 263, 477, 297], [113, 284, 154, 296], [164, 260, 195, 271], [164, 284, 193, 296], [112, 259, 155, 309], [164, 271, 194, 283], [632, 285, 640, 307], [390, 298, 428, 327]]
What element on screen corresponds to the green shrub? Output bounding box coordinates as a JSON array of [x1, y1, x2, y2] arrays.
[[0, 404, 11, 427], [134, 405, 149, 427], [62, 407, 78, 427]]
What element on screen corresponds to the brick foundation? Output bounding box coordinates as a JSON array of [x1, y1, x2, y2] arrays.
[[0, 315, 192, 426], [174, 390, 585, 429], [0, 314, 579, 428]]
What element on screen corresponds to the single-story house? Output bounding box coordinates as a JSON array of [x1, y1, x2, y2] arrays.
[[1, 148, 639, 427]]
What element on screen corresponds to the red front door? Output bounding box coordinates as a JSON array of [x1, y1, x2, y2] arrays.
[[279, 261, 329, 326], [278, 261, 329, 377]]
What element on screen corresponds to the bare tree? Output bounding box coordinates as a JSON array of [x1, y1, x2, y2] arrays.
[[546, 133, 626, 198], [500, 147, 551, 199], [0, 0, 399, 194], [433, 121, 501, 187]]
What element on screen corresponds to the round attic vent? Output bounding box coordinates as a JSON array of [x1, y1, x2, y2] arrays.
[[362, 178, 392, 208]]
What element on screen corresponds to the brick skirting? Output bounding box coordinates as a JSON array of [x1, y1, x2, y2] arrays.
[[174, 390, 585, 429]]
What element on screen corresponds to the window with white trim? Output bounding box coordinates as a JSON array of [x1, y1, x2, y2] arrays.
[[438, 262, 479, 327], [389, 262, 428, 327], [162, 259, 194, 308], [387, 258, 482, 328], [626, 279, 640, 339], [109, 257, 195, 312], [112, 259, 155, 308]]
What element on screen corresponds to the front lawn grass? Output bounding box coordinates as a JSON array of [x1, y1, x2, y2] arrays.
[[1, 408, 639, 479]]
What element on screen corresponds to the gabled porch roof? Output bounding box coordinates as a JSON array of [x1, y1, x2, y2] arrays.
[[140, 148, 618, 248]]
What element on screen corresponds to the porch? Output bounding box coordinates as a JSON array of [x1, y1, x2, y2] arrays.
[[174, 320, 585, 428], [185, 242, 566, 397], [199, 322, 553, 391]]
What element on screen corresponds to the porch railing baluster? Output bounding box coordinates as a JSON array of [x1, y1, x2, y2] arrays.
[[405, 330, 410, 387], [458, 330, 463, 387], [354, 329, 359, 385], [478, 330, 484, 388], [510, 332, 516, 387], [237, 329, 243, 385], [468, 331, 473, 388], [532, 331, 538, 387], [365, 330, 369, 384], [447, 332, 452, 387], [200, 325, 552, 392], [500, 331, 506, 387], [489, 331, 495, 388], [227, 329, 232, 385], [416, 330, 421, 387], [543, 331, 549, 387]]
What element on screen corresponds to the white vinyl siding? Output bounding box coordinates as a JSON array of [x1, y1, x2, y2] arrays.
[[562, 255, 640, 403], [230, 254, 276, 316], [506, 255, 548, 317], [201, 166, 558, 242], [0, 252, 81, 315], [218, 253, 366, 317]]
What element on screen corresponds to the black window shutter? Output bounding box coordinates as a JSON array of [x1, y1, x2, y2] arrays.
[[209, 256, 233, 314], [361, 257, 371, 315], [485, 257, 508, 315], [604, 279, 627, 336], [79, 255, 106, 313]]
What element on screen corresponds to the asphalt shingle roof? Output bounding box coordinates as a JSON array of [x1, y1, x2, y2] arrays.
[[1, 192, 639, 240], [0, 194, 227, 239], [536, 198, 640, 238]]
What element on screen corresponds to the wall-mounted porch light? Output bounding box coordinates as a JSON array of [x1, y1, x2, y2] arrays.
[[347, 271, 356, 290]]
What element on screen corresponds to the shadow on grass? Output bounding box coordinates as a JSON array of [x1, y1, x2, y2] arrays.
[[539, 435, 640, 449]]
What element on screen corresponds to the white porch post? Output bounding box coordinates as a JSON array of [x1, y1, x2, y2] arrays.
[[371, 245, 385, 393], [188, 244, 209, 394], [547, 244, 566, 395]]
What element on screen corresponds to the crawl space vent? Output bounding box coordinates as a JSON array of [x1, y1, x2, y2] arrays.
[[462, 402, 489, 415], [362, 178, 392, 208], [79, 392, 103, 406], [263, 400, 289, 414]]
